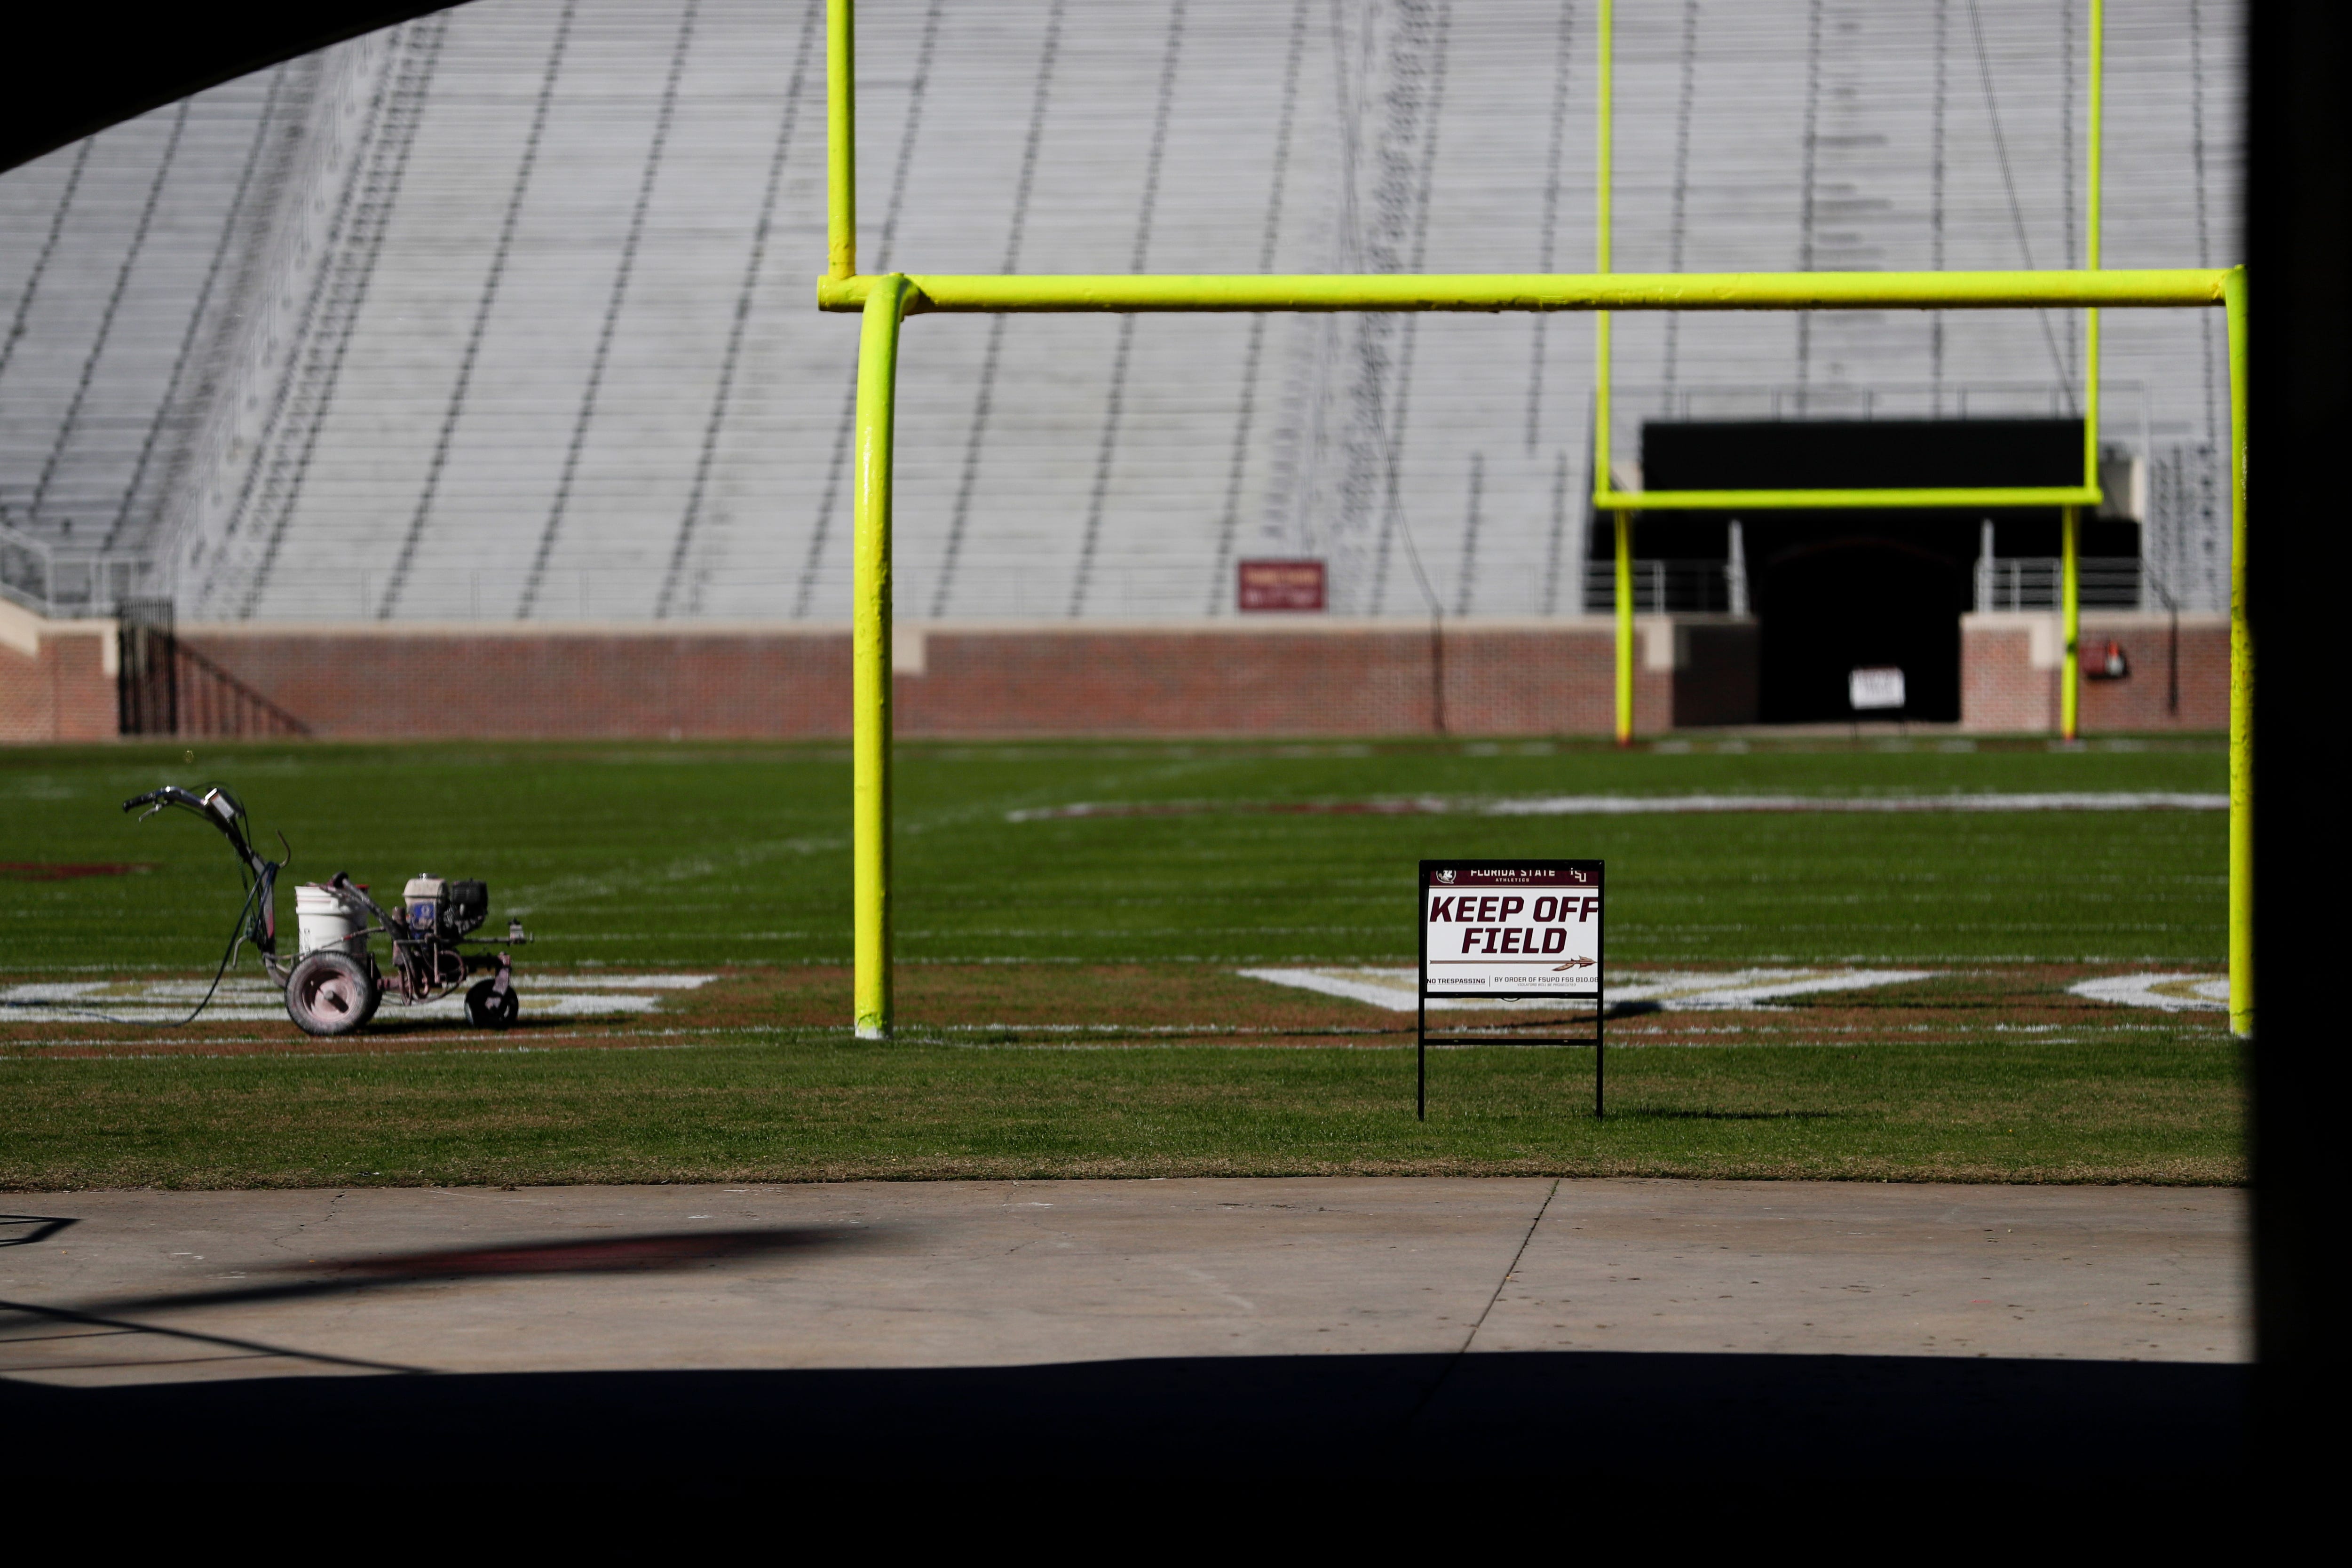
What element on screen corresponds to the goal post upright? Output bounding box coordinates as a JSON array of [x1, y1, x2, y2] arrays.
[[826, 0, 855, 283], [2062, 504, 2082, 740], [1613, 511, 1634, 745], [852, 272, 910, 1040], [818, 0, 2248, 1044], [2227, 265, 2250, 1039], [1597, 0, 1629, 746], [2067, 0, 2106, 744]]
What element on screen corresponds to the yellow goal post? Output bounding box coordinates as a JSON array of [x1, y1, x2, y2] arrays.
[[816, 0, 2251, 1043]]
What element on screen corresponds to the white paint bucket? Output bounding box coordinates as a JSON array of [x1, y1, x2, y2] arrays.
[[295, 884, 367, 957]]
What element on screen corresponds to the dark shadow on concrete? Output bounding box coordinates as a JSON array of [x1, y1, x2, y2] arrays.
[[319, 1228, 859, 1278], [0, 1217, 79, 1248], [0, 1297, 424, 1375], [0, 1350, 2243, 1479], [22, 1227, 871, 1320]]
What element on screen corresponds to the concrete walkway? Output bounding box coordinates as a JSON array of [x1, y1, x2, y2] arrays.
[[0, 1178, 2245, 1387]]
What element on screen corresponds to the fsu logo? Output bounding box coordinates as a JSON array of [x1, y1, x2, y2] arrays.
[[1432, 868, 1456, 884]]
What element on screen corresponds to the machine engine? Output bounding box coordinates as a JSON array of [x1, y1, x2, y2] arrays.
[[404, 875, 490, 940]]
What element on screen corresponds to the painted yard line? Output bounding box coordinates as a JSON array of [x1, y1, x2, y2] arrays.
[[0, 975, 715, 998], [501, 834, 845, 915], [1609, 1021, 2209, 1035], [0, 1018, 2206, 1057], [0, 1045, 2181, 1067], [1236, 969, 1581, 1014], [2069, 973, 2230, 1012], [1008, 792, 2227, 822], [0, 1016, 2209, 1049], [0, 998, 672, 1024], [1615, 968, 1943, 1007], [532, 934, 821, 942], [885, 957, 2166, 972], [1483, 792, 2227, 816], [0, 974, 716, 1025], [1238, 966, 1939, 1014], [0, 1026, 1291, 1051], [2, 1028, 789, 1052], [515, 974, 718, 989], [896, 927, 1406, 937], [8, 952, 2225, 972]]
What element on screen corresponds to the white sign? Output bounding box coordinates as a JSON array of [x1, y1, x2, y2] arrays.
[[1419, 861, 1602, 997], [1849, 666, 1906, 710]]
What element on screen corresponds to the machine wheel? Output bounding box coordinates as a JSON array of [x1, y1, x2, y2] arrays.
[[285, 951, 380, 1037], [466, 978, 520, 1030]]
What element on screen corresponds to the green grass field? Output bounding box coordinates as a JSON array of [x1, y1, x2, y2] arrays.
[[0, 736, 2238, 1188]]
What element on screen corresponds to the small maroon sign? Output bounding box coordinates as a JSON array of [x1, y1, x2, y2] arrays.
[[1237, 558, 1326, 611]]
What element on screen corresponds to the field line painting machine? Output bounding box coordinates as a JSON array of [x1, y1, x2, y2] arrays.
[[123, 785, 531, 1036]]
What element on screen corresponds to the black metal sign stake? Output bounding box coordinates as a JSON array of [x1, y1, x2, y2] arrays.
[[1416, 859, 1605, 1123], [1596, 873, 1607, 1119], [1418, 987, 1426, 1121]]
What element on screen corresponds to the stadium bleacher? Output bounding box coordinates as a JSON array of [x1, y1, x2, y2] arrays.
[[0, 0, 2241, 628]]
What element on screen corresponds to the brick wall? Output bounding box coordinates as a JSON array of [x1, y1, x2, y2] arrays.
[[1961, 612, 2230, 733], [178, 626, 850, 739], [2, 610, 2230, 744], [1961, 615, 2055, 732], [2076, 613, 2233, 731], [173, 619, 1694, 740], [0, 602, 117, 743], [893, 623, 1684, 737]]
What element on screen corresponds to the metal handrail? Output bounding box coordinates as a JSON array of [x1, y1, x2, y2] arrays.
[[0, 521, 159, 618]]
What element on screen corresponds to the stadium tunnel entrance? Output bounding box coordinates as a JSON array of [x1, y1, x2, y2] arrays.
[[1595, 418, 2142, 725], [1756, 532, 1969, 722]]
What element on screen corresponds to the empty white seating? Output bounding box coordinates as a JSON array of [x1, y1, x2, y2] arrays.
[[0, 0, 2242, 624]]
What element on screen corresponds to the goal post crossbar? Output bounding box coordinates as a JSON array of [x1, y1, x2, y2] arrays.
[[815, 270, 2226, 314]]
